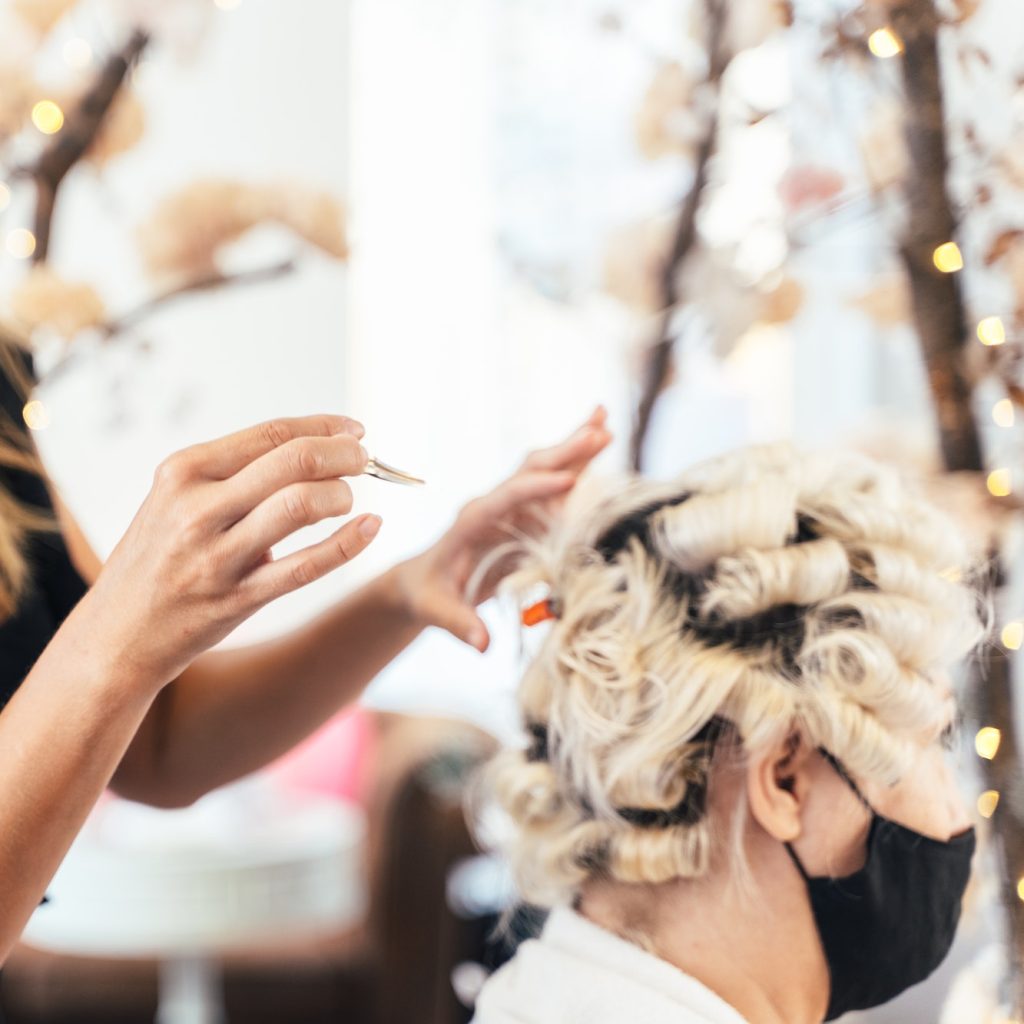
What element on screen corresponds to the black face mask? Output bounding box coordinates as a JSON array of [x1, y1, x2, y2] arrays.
[[786, 751, 976, 1022]]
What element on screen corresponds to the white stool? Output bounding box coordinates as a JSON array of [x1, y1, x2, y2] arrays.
[[21, 779, 367, 1024]]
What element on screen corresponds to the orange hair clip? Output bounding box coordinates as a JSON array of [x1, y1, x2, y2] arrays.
[[522, 598, 559, 627]]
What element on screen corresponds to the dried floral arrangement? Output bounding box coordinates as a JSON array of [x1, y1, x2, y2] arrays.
[[0, 0, 348, 391]]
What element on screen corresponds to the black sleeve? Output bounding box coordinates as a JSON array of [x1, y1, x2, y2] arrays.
[[0, 350, 88, 705]]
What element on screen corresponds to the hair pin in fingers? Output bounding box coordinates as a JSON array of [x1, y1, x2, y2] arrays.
[[364, 456, 426, 487]]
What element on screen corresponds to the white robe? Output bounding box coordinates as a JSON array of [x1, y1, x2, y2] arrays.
[[472, 906, 752, 1024]]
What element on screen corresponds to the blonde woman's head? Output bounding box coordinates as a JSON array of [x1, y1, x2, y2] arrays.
[[483, 443, 986, 909]]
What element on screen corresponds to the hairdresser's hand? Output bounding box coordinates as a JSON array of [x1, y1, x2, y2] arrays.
[[395, 407, 611, 652], [80, 415, 380, 692]]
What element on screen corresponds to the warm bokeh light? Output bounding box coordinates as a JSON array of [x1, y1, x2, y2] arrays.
[[1018, 876, 1024, 903], [22, 400, 50, 431], [978, 316, 1007, 346], [31, 100, 65, 136], [1002, 621, 1024, 650], [932, 241, 964, 273], [62, 38, 93, 70], [5, 228, 37, 259], [0, 182, 9, 213], [868, 28, 904, 59], [975, 727, 1002, 761], [987, 468, 1012, 497], [977, 790, 1000, 819], [993, 398, 1015, 428]]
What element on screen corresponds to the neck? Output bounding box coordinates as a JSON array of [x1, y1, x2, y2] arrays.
[[578, 839, 828, 1024]]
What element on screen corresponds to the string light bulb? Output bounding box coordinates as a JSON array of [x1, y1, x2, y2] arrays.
[[977, 790, 1000, 819], [978, 316, 1007, 346], [1002, 621, 1024, 650], [62, 38, 93, 70], [987, 468, 1012, 497], [868, 27, 904, 58], [933, 242, 964, 273], [993, 399, 1015, 427], [5, 229, 36, 260], [975, 727, 1002, 761], [22, 400, 49, 431], [31, 100, 65, 136]]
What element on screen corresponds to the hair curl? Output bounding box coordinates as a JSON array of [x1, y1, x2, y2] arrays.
[[482, 444, 988, 907]]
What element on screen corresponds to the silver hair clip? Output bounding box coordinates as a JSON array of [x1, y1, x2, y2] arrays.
[[364, 456, 425, 487]]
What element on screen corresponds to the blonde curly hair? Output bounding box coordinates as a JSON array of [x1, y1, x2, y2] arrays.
[[482, 444, 988, 907]]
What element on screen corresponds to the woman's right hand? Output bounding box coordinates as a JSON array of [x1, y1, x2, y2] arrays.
[[80, 414, 380, 692]]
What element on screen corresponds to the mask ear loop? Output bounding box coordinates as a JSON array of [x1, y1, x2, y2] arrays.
[[817, 749, 874, 814], [784, 841, 812, 881], [784, 750, 875, 881]]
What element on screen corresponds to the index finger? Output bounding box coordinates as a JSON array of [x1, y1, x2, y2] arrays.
[[522, 412, 612, 474], [186, 415, 365, 481]]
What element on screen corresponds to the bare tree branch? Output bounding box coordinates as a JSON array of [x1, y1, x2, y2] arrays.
[[39, 259, 299, 387], [630, 0, 729, 472], [29, 30, 149, 264], [100, 258, 298, 337], [890, 2, 983, 471]]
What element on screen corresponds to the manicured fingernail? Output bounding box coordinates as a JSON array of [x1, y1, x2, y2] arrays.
[[359, 515, 382, 539], [471, 627, 488, 650]]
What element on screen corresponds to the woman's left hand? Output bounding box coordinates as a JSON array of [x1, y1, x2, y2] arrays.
[[394, 406, 612, 651]]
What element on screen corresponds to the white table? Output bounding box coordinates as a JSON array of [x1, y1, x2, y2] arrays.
[[21, 779, 367, 1024]]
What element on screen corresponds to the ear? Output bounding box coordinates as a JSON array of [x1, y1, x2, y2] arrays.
[[746, 731, 815, 843]]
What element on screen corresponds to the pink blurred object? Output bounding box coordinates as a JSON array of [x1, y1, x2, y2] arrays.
[[778, 164, 845, 214], [267, 708, 375, 806]]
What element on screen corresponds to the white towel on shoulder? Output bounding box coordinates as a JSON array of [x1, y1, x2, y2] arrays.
[[472, 906, 751, 1024]]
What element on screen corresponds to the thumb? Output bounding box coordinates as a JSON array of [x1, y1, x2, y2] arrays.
[[428, 593, 491, 652]]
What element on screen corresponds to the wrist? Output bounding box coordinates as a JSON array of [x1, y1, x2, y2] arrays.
[[379, 556, 430, 629], [59, 589, 172, 705]]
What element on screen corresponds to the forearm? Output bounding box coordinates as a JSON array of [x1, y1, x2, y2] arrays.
[[113, 564, 425, 806], [0, 595, 159, 962]]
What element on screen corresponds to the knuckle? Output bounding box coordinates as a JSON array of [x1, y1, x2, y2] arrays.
[[289, 558, 318, 590], [282, 485, 314, 526], [259, 419, 293, 451], [332, 533, 357, 565], [291, 439, 325, 479], [235, 577, 264, 613], [154, 451, 190, 489]]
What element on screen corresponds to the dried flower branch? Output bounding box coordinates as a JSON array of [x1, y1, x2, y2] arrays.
[[26, 30, 149, 263], [630, 0, 730, 471]]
